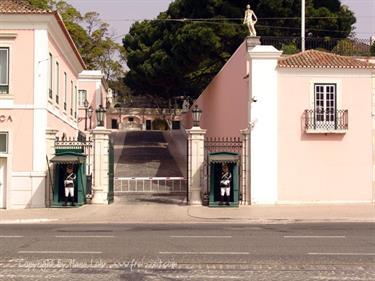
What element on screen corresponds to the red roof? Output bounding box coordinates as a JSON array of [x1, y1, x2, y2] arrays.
[[278, 49, 375, 69], [0, 0, 50, 14]]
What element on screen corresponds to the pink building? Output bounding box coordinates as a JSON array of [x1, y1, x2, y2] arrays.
[[77, 70, 109, 132], [0, 0, 86, 209], [184, 38, 375, 204]]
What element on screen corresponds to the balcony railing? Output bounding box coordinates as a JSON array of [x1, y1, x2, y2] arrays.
[[304, 109, 348, 132]]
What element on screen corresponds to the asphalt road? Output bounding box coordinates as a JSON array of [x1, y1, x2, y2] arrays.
[[1, 223, 375, 280]]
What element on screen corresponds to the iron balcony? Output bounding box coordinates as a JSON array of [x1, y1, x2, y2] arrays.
[[304, 109, 348, 133]]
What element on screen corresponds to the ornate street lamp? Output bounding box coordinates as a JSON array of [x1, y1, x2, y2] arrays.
[[96, 104, 106, 127], [192, 105, 202, 127], [88, 106, 93, 130], [83, 99, 89, 131]]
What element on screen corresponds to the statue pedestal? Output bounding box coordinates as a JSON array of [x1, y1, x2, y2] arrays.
[[246, 36, 261, 50]]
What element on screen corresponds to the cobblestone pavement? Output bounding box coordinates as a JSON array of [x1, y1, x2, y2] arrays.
[[1, 257, 375, 280], [112, 131, 183, 178]]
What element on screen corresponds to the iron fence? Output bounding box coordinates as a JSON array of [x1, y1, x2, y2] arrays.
[[261, 36, 373, 56], [114, 177, 187, 193], [205, 137, 242, 154], [304, 109, 348, 131], [54, 136, 93, 176]]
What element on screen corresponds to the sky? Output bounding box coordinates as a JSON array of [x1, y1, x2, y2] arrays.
[[66, 0, 374, 42]]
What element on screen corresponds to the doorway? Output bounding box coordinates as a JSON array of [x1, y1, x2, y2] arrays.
[[0, 158, 5, 209], [146, 120, 152, 130]]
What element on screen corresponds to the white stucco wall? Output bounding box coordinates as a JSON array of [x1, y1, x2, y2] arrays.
[[248, 45, 282, 204]]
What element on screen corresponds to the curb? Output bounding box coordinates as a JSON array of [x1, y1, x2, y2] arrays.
[[0, 218, 59, 224]]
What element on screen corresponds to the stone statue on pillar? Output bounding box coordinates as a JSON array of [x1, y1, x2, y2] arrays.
[[243, 4, 258, 37]]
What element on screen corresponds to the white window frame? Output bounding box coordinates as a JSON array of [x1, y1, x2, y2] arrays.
[[70, 80, 73, 116], [314, 83, 337, 129], [0, 132, 8, 153], [48, 53, 52, 99], [78, 89, 87, 107], [55, 61, 59, 104], [64, 72, 67, 110], [306, 80, 347, 133], [0, 47, 9, 95], [75, 85, 78, 119]]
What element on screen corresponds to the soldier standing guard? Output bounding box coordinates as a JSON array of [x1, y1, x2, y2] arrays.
[[219, 163, 232, 206], [63, 165, 76, 206]]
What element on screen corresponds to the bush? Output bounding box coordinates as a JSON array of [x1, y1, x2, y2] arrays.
[[152, 118, 168, 130], [281, 42, 299, 55], [371, 42, 375, 56]]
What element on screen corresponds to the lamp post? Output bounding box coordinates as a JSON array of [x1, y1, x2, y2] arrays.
[[96, 104, 106, 127], [83, 99, 89, 131], [301, 0, 305, 51], [88, 106, 93, 130], [192, 105, 202, 127]]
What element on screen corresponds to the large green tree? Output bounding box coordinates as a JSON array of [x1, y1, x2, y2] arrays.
[[124, 0, 355, 100]]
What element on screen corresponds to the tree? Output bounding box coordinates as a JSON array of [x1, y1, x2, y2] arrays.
[[371, 41, 375, 56], [124, 0, 356, 101]]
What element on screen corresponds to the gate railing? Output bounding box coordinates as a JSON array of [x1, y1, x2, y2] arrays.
[[114, 177, 187, 193]]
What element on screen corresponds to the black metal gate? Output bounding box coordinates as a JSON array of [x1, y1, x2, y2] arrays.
[[108, 139, 114, 203]]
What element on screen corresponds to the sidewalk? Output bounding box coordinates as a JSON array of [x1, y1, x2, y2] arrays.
[[1, 198, 375, 224]]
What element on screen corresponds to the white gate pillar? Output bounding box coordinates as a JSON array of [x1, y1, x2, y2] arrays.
[[91, 128, 111, 204], [247, 44, 282, 204], [240, 128, 250, 205], [186, 127, 206, 205], [45, 129, 58, 207]]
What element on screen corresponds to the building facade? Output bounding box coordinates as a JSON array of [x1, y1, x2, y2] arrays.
[[77, 70, 108, 132], [183, 37, 375, 205], [0, 0, 85, 209]]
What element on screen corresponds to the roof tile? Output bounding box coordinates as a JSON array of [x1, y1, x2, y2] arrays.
[[278, 49, 375, 69], [0, 0, 50, 14]]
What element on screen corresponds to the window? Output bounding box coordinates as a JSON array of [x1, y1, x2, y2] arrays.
[[0, 48, 9, 94], [70, 81, 73, 115], [0, 133, 8, 153], [78, 90, 87, 107], [314, 84, 336, 129], [48, 53, 52, 98], [305, 83, 348, 132], [75, 86, 77, 118], [55, 62, 59, 104], [64, 72, 67, 110]]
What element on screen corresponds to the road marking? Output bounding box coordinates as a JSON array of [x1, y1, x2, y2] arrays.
[[0, 235, 23, 238], [284, 236, 346, 239], [18, 251, 102, 254], [159, 251, 249, 255], [0, 275, 43, 279], [169, 236, 232, 238], [55, 235, 114, 238], [170, 275, 241, 279], [309, 252, 375, 256]]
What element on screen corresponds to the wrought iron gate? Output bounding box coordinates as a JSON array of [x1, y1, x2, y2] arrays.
[[108, 139, 114, 203]]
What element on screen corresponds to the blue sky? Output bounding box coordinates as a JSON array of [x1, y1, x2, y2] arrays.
[[66, 0, 374, 41]]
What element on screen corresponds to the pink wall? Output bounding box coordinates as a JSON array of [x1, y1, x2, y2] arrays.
[[3, 30, 34, 105], [184, 42, 249, 138], [77, 80, 106, 131], [48, 35, 80, 123], [278, 69, 373, 202], [0, 110, 33, 171]]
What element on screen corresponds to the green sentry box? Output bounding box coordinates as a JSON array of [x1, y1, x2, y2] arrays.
[[208, 152, 240, 207], [50, 149, 87, 207]]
